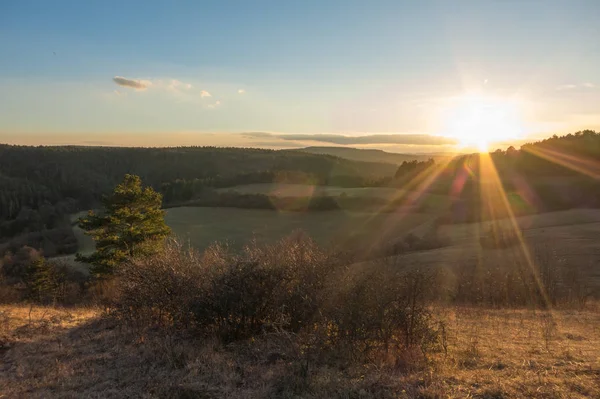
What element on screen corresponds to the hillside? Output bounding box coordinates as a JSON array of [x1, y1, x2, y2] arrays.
[[0, 145, 397, 242], [297, 146, 448, 164]]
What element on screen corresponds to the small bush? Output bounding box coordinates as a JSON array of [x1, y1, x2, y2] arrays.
[[112, 241, 205, 330], [24, 259, 87, 305], [319, 267, 439, 360]]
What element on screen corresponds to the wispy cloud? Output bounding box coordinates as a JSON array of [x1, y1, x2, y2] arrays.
[[113, 76, 196, 94], [242, 132, 457, 146], [167, 79, 193, 91], [207, 100, 221, 109], [556, 84, 577, 91], [238, 89, 246, 94], [200, 90, 212, 98], [556, 83, 596, 90], [113, 76, 151, 90]]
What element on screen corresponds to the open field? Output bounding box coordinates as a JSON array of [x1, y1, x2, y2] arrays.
[[217, 183, 414, 199], [69, 208, 600, 277], [1, 304, 598, 398], [351, 212, 600, 291], [71, 207, 434, 255], [165, 207, 433, 252], [439, 208, 600, 246], [218, 183, 454, 213]]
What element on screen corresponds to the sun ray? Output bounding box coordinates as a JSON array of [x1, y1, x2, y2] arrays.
[[523, 145, 600, 180], [348, 157, 454, 257], [478, 152, 555, 312]]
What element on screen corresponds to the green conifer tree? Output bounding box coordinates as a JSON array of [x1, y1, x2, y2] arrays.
[[76, 174, 171, 277], [25, 258, 61, 303]]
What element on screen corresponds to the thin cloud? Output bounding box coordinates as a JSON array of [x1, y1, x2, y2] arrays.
[[201, 90, 212, 97], [238, 89, 246, 94], [113, 76, 150, 90], [207, 100, 221, 109], [242, 132, 458, 146], [556, 84, 577, 91], [556, 83, 596, 90], [167, 79, 193, 91]]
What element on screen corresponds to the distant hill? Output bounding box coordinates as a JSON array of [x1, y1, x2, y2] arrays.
[[0, 145, 399, 224], [297, 146, 450, 165]]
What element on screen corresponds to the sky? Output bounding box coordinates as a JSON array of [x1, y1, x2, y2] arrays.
[[1, 0, 599, 152]]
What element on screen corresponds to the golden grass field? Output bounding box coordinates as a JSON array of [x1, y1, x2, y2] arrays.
[[1, 304, 598, 398], [8, 206, 600, 398]]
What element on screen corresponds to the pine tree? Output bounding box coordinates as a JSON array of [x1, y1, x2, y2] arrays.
[[25, 258, 60, 303], [76, 174, 171, 277]]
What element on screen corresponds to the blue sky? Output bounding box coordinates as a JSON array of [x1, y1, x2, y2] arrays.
[[1, 0, 599, 151]]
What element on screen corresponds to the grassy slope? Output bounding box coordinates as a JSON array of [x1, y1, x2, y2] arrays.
[[69, 206, 600, 276], [165, 207, 432, 252], [439, 208, 600, 245], [216, 183, 453, 219], [348, 209, 600, 288], [65, 206, 437, 265], [1, 304, 598, 398]]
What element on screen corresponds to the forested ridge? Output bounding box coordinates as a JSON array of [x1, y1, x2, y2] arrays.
[[1, 130, 600, 258], [0, 145, 396, 219]]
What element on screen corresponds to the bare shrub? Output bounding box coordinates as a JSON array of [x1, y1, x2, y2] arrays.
[[318, 266, 441, 362], [111, 233, 441, 367], [113, 234, 341, 340], [540, 313, 557, 352], [112, 240, 205, 331]]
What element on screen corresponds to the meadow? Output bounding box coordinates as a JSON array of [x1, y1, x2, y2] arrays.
[[2, 304, 598, 398], [8, 187, 600, 399], [218, 183, 454, 212], [72, 184, 447, 255]]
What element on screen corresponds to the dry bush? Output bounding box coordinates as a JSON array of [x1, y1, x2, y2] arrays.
[[111, 234, 442, 366], [317, 266, 441, 364], [113, 234, 342, 340], [112, 240, 205, 331]]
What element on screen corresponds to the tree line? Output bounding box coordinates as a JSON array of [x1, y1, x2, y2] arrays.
[[393, 130, 600, 221]]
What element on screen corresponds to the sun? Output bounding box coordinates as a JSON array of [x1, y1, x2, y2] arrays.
[[440, 94, 525, 151]]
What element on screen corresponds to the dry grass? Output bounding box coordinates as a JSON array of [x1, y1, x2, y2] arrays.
[[1, 304, 598, 398]]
